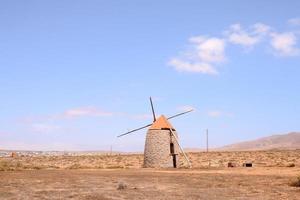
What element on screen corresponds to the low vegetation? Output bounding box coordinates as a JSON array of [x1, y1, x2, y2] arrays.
[[0, 150, 299, 170], [0, 160, 24, 171], [287, 163, 295, 167], [0, 160, 9, 171], [289, 175, 300, 187]]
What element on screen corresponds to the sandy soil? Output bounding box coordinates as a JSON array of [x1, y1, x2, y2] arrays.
[[0, 167, 299, 200], [1, 150, 299, 170]]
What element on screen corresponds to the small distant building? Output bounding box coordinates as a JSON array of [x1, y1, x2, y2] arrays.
[[11, 152, 17, 158]]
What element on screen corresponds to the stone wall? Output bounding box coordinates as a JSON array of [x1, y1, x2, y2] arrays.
[[144, 129, 180, 168]]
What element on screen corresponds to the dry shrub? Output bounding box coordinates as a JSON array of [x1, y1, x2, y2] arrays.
[[289, 175, 300, 187], [0, 160, 41, 171], [117, 181, 127, 190], [0, 160, 9, 171], [287, 163, 295, 167], [106, 165, 124, 169], [0, 160, 21, 171], [32, 166, 42, 170], [67, 163, 82, 169]]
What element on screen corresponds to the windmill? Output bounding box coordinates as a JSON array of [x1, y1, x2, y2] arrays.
[[118, 97, 193, 168]]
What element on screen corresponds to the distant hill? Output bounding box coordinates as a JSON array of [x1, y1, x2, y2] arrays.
[[220, 132, 300, 151]]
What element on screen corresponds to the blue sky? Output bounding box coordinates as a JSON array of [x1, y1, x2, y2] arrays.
[[0, 0, 300, 151]]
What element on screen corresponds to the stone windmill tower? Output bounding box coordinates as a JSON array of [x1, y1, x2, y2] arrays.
[[118, 97, 192, 168]]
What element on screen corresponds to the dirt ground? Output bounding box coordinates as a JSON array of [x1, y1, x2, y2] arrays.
[[1, 150, 299, 170], [0, 167, 299, 200]]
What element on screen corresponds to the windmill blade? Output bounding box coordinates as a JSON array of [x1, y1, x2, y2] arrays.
[[150, 97, 156, 122], [117, 123, 153, 138], [167, 109, 193, 120]]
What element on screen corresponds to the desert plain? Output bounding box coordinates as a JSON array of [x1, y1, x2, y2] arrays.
[[0, 150, 299, 200]]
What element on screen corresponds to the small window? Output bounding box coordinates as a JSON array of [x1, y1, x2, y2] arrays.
[[170, 143, 175, 154]]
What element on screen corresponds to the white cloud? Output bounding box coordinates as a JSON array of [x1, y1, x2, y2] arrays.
[[169, 20, 300, 75], [270, 32, 300, 56], [189, 36, 226, 63], [31, 123, 61, 133], [20, 106, 114, 134], [62, 106, 113, 119], [168, 58, 218, 75], [168, 36, 225, 75], [288, 18, 300, 26], [0, 141, 81, 151], [252, 23, 271, 35], [21, 106, 114, 123], [130, 114, 153, 120], [225, 23, 268, 47], [229, 32, 259, 46]]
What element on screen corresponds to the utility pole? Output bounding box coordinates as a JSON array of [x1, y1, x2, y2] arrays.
[[206, 129, 210, 167], [206, 129, 209, 153], [110, 145, 112, 156]]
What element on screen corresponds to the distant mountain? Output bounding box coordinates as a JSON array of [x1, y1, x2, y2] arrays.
[[220, 132, 300, 151]]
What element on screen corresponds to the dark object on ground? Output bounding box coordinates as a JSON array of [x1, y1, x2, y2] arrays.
[[287, 163, 295, 167], [117, 181, 127, 190], [228, 162, 236, 167], [243, 162, 253, 167]]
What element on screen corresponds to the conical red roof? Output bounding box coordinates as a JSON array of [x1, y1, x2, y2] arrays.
[[149, 115, 174, 130]]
